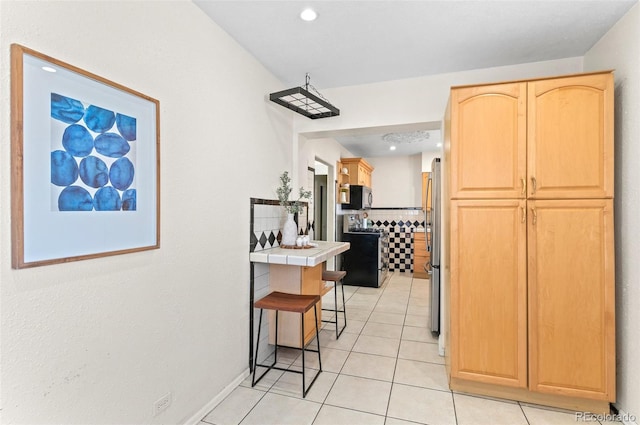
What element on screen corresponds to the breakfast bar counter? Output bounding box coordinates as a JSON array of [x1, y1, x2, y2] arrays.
[[250, 241, 350, 348], [249, 241, 350, 267]]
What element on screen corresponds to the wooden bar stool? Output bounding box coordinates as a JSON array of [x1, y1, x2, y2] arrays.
[[321, 270, 347, 339], [252, 291, 322, 398]]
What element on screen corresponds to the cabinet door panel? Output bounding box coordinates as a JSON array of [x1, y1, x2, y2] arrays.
[[302, 264, 323, 345], [450, 200, 527, 387], [528, 199, 615, 400], [451, 83, 527, 199], [528, 73, 613, 199], [269, 263, 323, 347]]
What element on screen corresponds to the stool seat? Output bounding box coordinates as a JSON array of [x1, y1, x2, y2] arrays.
[[254, 291, 320, 314], [322, 270, 347, 282]]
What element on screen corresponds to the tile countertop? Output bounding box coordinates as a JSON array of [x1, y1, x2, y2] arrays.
[[250, 241, 350, 267]]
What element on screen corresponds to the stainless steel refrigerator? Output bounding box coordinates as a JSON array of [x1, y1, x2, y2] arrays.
[[426, 158, 441, 335]]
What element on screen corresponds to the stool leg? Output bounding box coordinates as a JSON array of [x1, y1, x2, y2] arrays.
[[340, 280, 347, 336], [333, 282, 339, 338], [301, 309, 306, 397], [251, 308, 263, 387], [302, 303, 323, 398], [274, 310, 279, 364], [315, 303, 322, 373], [252, 308, 277, 388]]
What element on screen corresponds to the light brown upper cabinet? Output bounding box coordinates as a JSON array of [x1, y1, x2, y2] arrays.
[[336, 158, 374, 204], [450, 73, 614, 200], [528, 74, 614, 199], [450, 82, 527, 199], [339, 157, 374, 188]]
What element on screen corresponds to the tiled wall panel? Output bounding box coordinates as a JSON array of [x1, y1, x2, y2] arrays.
[[249, 199, 309, 365], [343, 208, 425, 272]]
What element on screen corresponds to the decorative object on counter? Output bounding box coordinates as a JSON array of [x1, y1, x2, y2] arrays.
[[277, 171, 312, 246], [278, 243, 314, 249], [10, 44, 160, 269], [340, 188, 348, 203], [282, 213, 298, 246], [269, 73, 339, 119]]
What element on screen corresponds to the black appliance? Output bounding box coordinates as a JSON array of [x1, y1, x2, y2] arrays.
[[341, 229, 389, 288], [342, 185, 372, 210]]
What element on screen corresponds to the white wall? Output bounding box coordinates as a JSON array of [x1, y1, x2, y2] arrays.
[[0, 1, 292, 424], [299, 136, 354, 197], [298, 136, 355, 247], [294, 57, 583, 137], [584, 4, 640, 421], [367, 155, 423, 208]]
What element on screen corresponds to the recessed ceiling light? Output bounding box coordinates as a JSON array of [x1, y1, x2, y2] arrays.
[[42, 66, 56, 73], [300, 8, 317, 21], [389, 146, 396, 151]]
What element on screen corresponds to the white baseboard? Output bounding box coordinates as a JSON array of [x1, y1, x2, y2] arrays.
[[183, 368, 250, 425]]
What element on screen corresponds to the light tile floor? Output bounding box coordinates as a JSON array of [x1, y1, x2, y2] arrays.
[[200, 273, 617, 425]]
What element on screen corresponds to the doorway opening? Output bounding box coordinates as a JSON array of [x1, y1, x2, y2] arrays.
[[313, 160, 329, 241]]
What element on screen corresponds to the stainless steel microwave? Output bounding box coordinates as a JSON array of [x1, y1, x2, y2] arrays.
[[344, 185, 372, 210]]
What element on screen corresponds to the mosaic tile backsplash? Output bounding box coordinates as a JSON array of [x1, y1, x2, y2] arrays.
[[250, 201, 308, 252], [342, 208, 425, 272]]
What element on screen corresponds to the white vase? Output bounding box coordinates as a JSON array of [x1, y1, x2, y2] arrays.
[[281, 213, 298, 246]]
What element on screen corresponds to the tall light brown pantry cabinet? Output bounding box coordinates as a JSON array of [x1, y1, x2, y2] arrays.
[[445, 71, 615, 413]]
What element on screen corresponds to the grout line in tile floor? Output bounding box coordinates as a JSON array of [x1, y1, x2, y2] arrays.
[[200, 272, 609, 425], [519, 403, 532, 425]]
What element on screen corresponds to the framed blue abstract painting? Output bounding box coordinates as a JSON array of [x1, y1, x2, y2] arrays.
[[11, 44, 160, 268]]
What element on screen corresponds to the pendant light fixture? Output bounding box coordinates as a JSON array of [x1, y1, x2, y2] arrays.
[[269, 73, 340, 119]]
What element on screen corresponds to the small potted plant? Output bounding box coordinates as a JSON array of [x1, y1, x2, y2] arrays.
[[276, 171, 311, 246]]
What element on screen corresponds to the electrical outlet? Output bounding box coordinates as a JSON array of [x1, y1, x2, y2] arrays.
[[153, 392, 172, 416]]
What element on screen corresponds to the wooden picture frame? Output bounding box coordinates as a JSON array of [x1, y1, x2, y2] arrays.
[[11, 44, 160, 268]]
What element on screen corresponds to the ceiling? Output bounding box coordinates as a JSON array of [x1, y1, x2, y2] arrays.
[[331, 123, 443, 157], [194, 0, 636, 156]]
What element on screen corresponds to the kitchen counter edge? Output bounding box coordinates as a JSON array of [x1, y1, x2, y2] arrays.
[[250, 241, 350, 267]]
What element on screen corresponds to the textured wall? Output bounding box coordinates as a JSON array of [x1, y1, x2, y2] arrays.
[[0, 1, 292, 423], [584, 4, 640, 422]]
